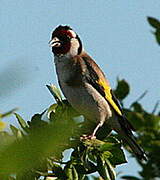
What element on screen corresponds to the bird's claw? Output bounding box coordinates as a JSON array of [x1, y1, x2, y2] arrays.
[[80, 134, 96, 140]]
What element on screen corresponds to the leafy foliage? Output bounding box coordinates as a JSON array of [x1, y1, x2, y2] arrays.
[[114, 79, 130, 102], [0, 108, 18, 130], [147, 16, 160, 45], [0, 85, 127, 180], [1, 75, 160, 180], [1, 79, 160, 179], [118, 83, 160, 179]]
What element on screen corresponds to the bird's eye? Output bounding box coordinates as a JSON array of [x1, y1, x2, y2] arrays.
[[60, 35, 72, 42], [65, 35, 72, 41], [67, 35, 72, 39]]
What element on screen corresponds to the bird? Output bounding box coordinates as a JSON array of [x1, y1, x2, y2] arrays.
[[49, 25, 146, 160]]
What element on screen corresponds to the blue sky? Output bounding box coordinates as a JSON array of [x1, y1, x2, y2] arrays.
[[0, 0, 160, 179]]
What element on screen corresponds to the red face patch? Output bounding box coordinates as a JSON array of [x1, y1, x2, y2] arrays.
[[58, 30, 74, 38], [52, 30, 74, 39], [51, 30, 72, 55], [51, 26, 77, 55]]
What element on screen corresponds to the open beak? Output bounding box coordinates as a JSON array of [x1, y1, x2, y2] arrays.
[[49, 37, 61, 47]]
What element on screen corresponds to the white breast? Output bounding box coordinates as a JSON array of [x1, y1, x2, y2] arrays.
[[54, 56, 112, 123]]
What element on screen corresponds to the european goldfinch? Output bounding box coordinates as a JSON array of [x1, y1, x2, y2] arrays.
[[49, 25, 146, 160]]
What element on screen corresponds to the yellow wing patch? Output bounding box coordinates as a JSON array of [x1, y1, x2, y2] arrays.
[[97, 79, 122, 116]]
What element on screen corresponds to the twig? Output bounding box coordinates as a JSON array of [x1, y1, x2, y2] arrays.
[[152, 100, 160, 114], [135, 90, 148, 102]]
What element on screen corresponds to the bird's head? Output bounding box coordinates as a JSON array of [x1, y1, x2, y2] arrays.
[[49, 25, 82, 57]]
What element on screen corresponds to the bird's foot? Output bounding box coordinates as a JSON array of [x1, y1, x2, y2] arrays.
[[80, 134, 96, 140]]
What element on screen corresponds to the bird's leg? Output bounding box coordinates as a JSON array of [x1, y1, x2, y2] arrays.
[[91, 121, 104, 138], [81, 121, 104, 140]]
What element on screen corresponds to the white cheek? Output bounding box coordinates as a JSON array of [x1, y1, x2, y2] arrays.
[[68, 38, 79, 57], [68, 30, 77, 38]]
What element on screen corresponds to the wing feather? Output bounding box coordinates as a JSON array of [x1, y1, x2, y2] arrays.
[[82, 54, 122, 116]]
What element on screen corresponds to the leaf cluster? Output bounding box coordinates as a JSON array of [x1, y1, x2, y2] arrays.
[[114, 79, 160, 180], [0, 78, 159, 180], [147, 16, 160, 45], [0, 85, 127, 180]]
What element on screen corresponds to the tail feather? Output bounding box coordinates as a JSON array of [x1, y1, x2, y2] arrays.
[[118, 116, 147, 161], [123, 133, 147, 160]]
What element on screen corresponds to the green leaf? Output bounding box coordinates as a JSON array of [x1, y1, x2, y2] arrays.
[[10, 125, 18, 135], [114, 79, 130, 101], [82, 138, 105, 149], [99, 142, 117, 152], [147, 17, 160, 29], [105, 159, 116, 180], [64, 162, 79, 180], [28, 113, 48, 131], [108, 145, 127, 166], [121, 175, 141, 180], [10, 125, 22, 138], [130, 102, 144, 113], [14, 113, 28, 130], [0, 110, 75, 176], [0, 108, 18, 119], [143, 113, 160, 131], [101, 137, 127, 165], [155, 30, 160, 45], [47, 104, 58, 118], [72, 166, 79, 180], [97, 155, 110, 180], [125, 111, 145, 130], [81, 137, 126, 166], [147, 17, 160, 45], [82, 149, 91, 171], [46, 84, 63, 103], [102, 151, 113, 159], [97, 155, 116, 180]]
